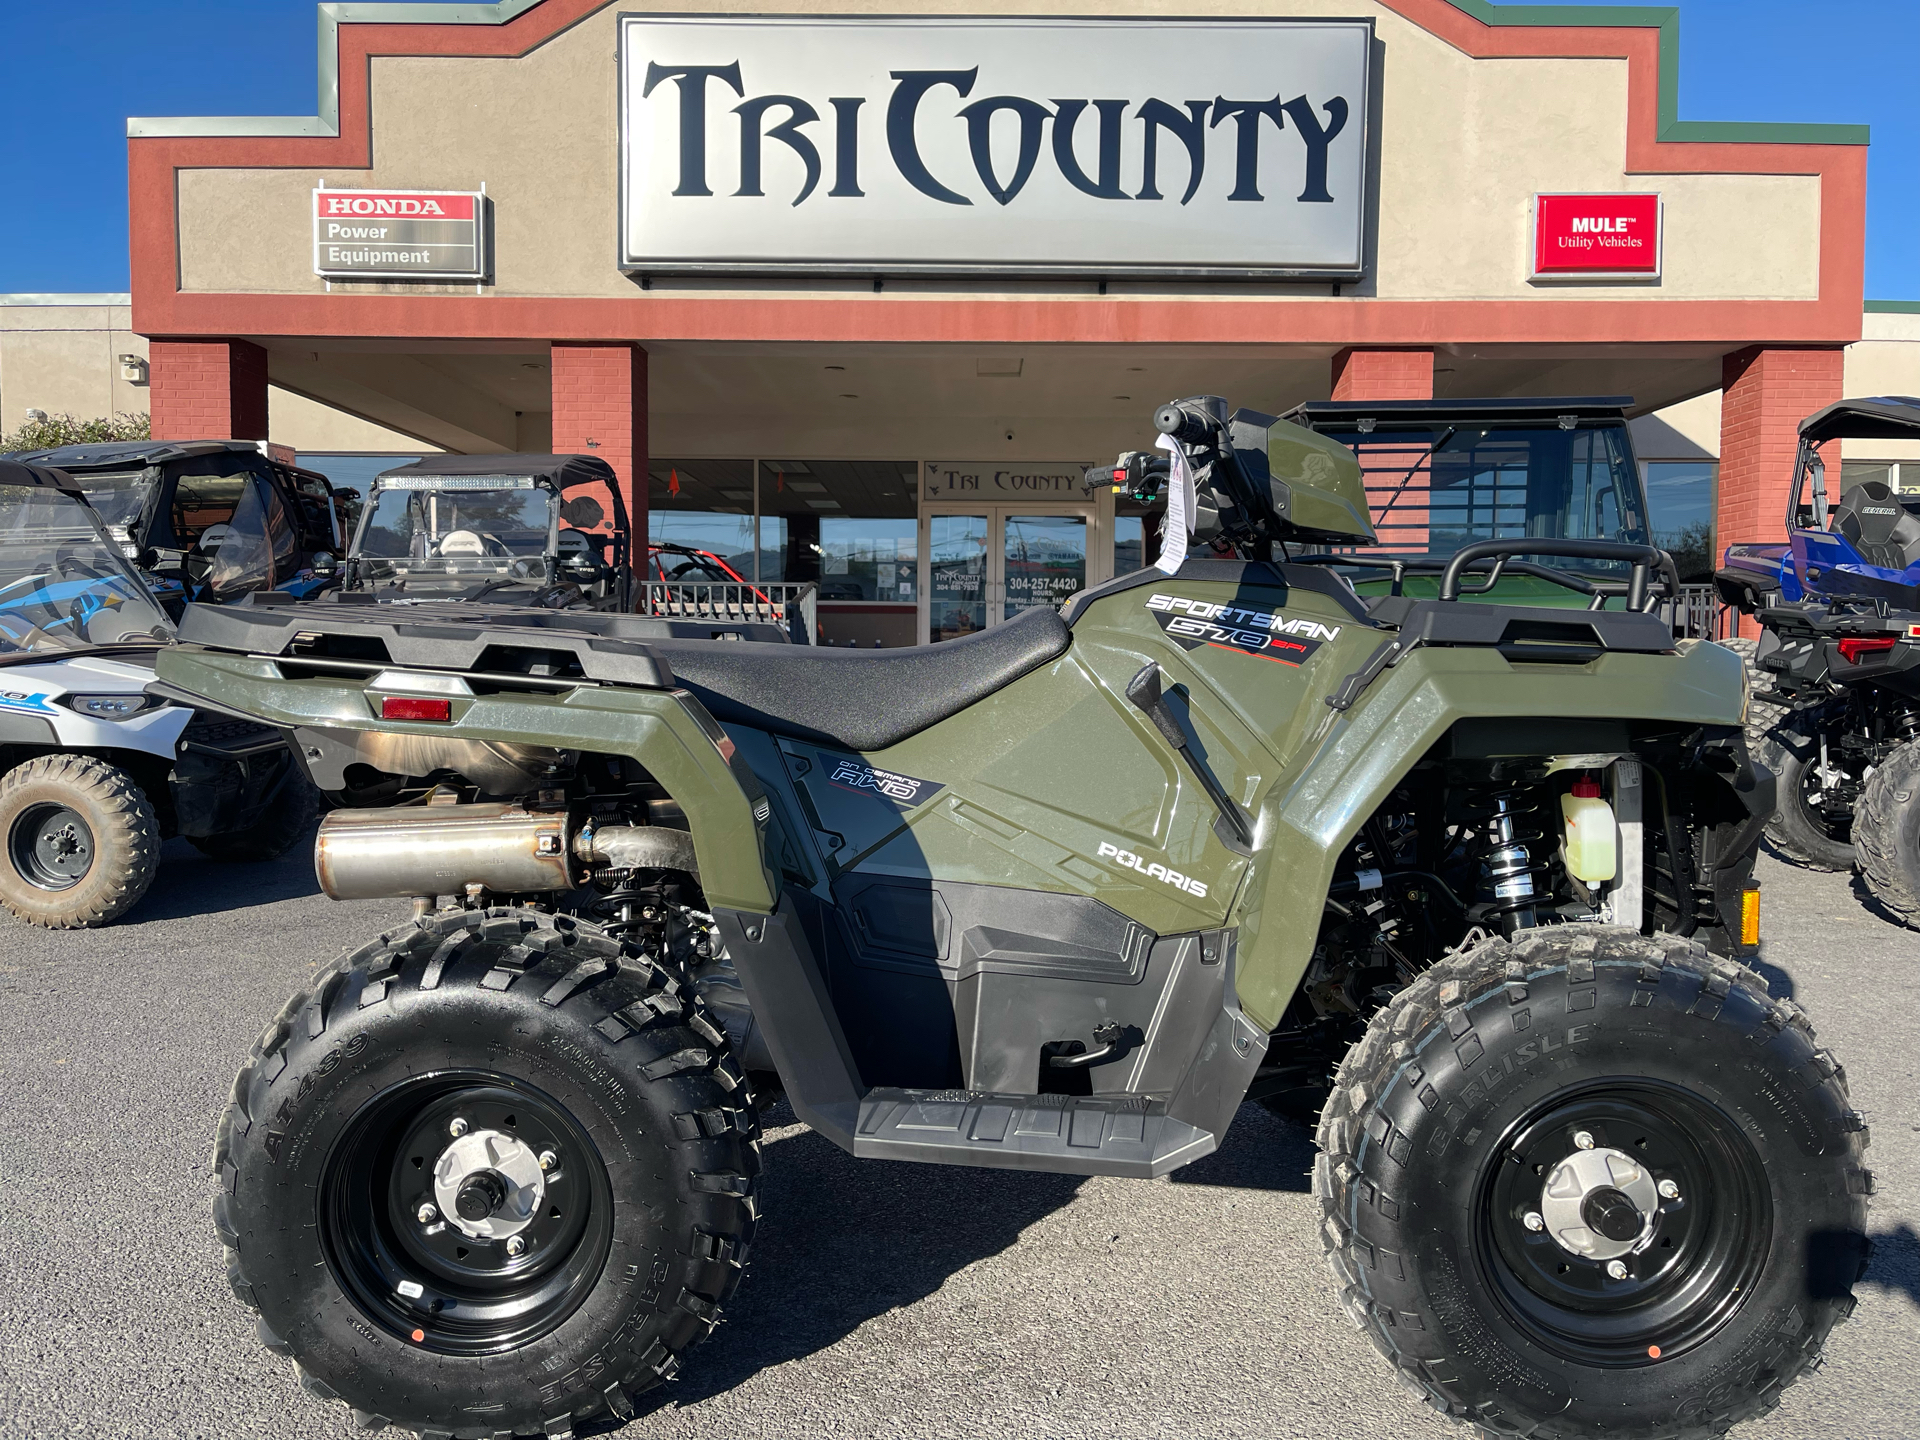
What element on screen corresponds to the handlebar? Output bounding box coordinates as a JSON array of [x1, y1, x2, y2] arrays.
[[1438, 539, 1679, 610]]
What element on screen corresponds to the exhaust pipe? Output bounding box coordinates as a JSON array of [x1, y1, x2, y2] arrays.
[[315, 801, 697, 902]]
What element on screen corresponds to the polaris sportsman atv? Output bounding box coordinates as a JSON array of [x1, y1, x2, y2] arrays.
[[1717, 396, 1920, 923], [12, 438, 347, 614], [333, 454, 633, 610], [158, 397, 1869, 1440], [0, 460, 311, 927]]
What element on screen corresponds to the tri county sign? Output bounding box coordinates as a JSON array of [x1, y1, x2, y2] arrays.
[[617, 16, 1372, 279]]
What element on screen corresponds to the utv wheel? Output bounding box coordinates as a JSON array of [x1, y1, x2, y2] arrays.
[[1314, 927, 1870, 1440], [1855, 738, 1920, 930], [1716, 636, 1789, 743], [188, 774, 318, 862], [213, 908, 760, 1436], [1758, 709, 1857, 870], [0, 754, 158, 927]]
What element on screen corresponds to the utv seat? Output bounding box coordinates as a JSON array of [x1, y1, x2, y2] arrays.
[[1831, 481, 1920, 572], [650, 604, 1071, 752]]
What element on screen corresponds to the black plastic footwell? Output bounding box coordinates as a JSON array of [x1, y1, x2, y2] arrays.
[[854, 1088, 1213, 1177]]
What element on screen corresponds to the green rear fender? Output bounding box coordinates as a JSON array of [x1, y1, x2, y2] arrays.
[[1230, 638, 1745, 1029], [150, 648, 780, 913]]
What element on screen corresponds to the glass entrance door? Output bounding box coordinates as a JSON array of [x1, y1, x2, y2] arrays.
[[920, 504, 1093, 643]]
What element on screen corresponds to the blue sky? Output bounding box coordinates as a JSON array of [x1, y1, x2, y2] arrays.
[[0, 0, 1913, 296]]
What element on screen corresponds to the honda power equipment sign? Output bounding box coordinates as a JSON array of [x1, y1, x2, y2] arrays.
[[618, 16, 1372, 278], [313, 189, 487, 280], [1531, 193, 1663, 281]]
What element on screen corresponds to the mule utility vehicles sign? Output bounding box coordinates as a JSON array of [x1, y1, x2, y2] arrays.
[[163, 396, 1868, 1440]]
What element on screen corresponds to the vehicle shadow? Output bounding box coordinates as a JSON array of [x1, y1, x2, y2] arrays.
[[1847, 871, 1911, 932], [1862, 1224, 1920, 1311], [1749, 949, 1797, 1000], [616, 1097, 1085, 1425], [116, 832, 323, 924], [1166, 1100, 1314, 1192]]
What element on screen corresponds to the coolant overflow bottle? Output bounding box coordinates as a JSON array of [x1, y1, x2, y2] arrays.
[[1561, 776, 1617, 885]]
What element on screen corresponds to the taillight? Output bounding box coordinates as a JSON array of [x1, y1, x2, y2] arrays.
[[1836, 636, 1898, 664], [382, 696, 452, 721]]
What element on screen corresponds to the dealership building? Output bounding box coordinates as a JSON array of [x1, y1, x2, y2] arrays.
[[9, 0, 1904, 643]]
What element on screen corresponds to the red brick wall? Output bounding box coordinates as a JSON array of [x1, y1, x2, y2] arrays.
[[1331, 347, 1435, 401], [1717, 346, 1845, 636], [550, 342, 648, 591], [149, 338, 269, 440]]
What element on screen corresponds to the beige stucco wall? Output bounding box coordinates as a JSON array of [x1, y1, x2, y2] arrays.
[[174, 0, 1822, 305], [0, 300, 148, 433], [1841, 311, 1920, 460], [269, 385, 443, 452]]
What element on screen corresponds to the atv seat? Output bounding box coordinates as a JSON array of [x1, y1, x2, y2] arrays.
[[1831, 481, 1920, 572], [650, 604, 1071, 752]]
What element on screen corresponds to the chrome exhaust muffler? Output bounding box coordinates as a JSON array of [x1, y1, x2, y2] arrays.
[[315, 800, 697, 902]]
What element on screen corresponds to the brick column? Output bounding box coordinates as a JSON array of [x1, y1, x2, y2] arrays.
[[550, 342, 648, 597], [148, 338, 269, 440], [1717, 346, 1845, 635], [1331, 347, 1435, 401]]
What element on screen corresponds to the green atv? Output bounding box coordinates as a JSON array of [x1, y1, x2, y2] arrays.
[[157, 397, 1870, 1440]]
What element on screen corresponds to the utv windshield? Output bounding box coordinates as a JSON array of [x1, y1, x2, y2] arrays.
[[74, 467, 159, 539], [0, 486, 173, 655], [1320, 423, 1651, 580], [351, 477, 558, 581]]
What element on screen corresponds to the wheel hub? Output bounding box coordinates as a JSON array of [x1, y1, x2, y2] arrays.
[[1539, 1146, 1658, 1261], [433, 1128, 545, 1240], [10, 804, 94, 890]]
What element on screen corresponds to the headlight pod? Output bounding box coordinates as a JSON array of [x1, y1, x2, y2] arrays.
[[63, 693, 162, 720]]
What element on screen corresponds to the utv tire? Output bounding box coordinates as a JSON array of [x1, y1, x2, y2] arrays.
[[1758, 711, 1857, 871], [213, 908, 761, 1437], [1855, 738, 1920, 930], [0, 754, 159, 928], [1716, 636, 1790, 743], [1314, 927, 1870, 1440], [188, 774, 318, 861]]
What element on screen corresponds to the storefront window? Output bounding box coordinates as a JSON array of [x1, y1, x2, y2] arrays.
[[929, 515, 989, 642], [1003, 513, 1087, 619], [819, 517, 917, 601], [1643, 462, 1717, 582], [1114, 515, 1144, 575]]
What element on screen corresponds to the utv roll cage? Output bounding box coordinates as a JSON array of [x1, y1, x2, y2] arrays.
[[1785, 395, 1920, 531]]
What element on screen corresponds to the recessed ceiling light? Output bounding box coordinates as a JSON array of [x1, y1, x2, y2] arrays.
[[763, 460, 812, 474], [805, 498, 842, 509], [786, 481, 828, 493], [825, 364, 845, 371], [977, 358, 1023, 378], [721, 489, 753, 500], [1113, 395, 1131, 401], [1127, 367, 1145, 372], [839, 393, 859, 399]]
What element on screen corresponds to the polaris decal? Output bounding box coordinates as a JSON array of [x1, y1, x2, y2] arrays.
[[0, 689, 57, 715], [827, 756, 943, 808], [1096, 840, 1208, 898], [1145, 592, 1340, 665]]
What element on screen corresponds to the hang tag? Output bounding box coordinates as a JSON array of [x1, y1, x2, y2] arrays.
[[1153, 433, 1195, 576]]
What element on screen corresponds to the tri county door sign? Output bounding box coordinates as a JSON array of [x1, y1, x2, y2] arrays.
[[618, 16, 1372, 278], [312, 189, 488, 281], [1532, 193, 1663, 281]]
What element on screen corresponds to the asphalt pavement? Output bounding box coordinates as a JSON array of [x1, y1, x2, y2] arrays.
[[1, 843, 1915, 1440]]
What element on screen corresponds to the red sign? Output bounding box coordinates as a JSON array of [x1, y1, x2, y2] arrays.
[[1532, 193, 1662, 279], [312, 188, 486, 281]]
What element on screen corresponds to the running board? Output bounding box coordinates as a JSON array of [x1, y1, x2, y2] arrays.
[[854, 1088, 1215, 1177]]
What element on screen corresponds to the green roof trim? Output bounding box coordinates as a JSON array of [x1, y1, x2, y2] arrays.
[[1865, 301, 1920, 315], [127, 0, 1872, 146]]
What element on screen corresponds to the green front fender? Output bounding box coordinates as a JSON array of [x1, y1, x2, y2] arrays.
[[151, 648, 780, 913], [1228, 639, 1745, 1029]]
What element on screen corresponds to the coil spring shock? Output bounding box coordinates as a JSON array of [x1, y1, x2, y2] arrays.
[[1464, 787, 1550, 931], [1886, 697, 1920, 746]]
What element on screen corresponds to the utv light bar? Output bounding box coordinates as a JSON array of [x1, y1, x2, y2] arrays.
[[377, 475, 538, 491], [381, 695, 452, 722]]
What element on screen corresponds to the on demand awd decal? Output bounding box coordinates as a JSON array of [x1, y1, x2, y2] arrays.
[[1145, 593, 1341, 665], [827, 756, 944, 808]]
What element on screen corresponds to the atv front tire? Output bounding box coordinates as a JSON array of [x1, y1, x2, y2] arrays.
[[1758, 709, 1857, 870], [1716, 635, 1790, 744], [0, 754, 159, 927], [1314, 927, 1870, 1440], [188, 774, 317, 861], [1855, 738, 1920, 930], [214, 908, 760, 1436]]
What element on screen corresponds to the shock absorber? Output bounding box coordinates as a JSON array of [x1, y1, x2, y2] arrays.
[[1466, 787, 1550, 931]]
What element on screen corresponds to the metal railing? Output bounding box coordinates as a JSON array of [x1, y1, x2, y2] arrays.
[[636, 580, 819, 643], [1672, 584, 1734, 641]]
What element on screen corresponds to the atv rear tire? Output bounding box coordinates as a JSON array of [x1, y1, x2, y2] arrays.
[[188, 773, 317, 861], [1314, 927, 1870, 1440], [1717, 636, 1790, 743], [1855, 738, 1920, 930], [1758, 710, 1857, 870], [213, 908, 761, 1436], [0, 754, 159, 927]]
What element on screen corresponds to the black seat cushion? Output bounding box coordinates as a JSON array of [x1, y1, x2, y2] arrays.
[[649, 604, 1071, 751], [1832, 481, 1920, 571]]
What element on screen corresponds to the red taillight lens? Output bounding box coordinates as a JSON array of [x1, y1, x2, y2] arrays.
[[1837, 636, 1898, 664], [381, 696, 452, 721]]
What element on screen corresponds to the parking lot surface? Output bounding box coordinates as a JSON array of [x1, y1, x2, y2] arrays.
[[1, 844, 1915, 1440]]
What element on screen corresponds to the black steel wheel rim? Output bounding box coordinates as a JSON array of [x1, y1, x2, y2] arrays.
[[319, 1071, 614, 1356], [1791, 749, 1857, 843], [1476, 1079, 1771, 1368], [9, 803, 94, 890]]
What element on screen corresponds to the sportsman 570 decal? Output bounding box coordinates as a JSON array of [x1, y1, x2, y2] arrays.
[[1145, 593, 1341, 665]]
